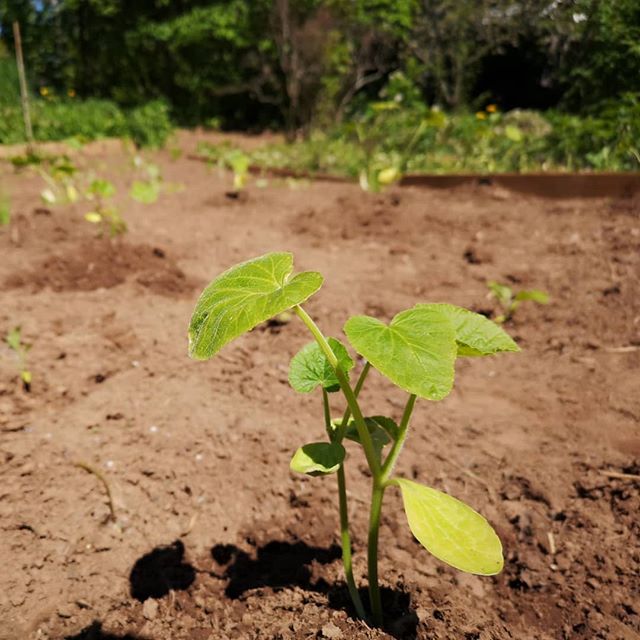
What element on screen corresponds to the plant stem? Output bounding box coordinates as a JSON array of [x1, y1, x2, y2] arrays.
[[294, 305, 380, 475], [381, 394, 417, 481], [336, 362, 371, 441], [368, 481, 385, 627], [368, 393, 417, 627], [322, 389, 367, 620]]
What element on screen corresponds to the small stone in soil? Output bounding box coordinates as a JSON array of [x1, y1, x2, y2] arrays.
[[321, 621, 343, 639], [143, 598, 159, 620]]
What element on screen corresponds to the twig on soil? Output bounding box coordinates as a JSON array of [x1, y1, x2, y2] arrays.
[[547, 532, 557, 555], [450, 461, 498, 502], [180, 513, 199, 537], [599, 470, 640, 482], [603, 345, 640, 353], [74, 461, 117, 522]]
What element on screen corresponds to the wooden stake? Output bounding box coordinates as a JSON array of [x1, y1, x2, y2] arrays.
[[12, 21, 35, 149]]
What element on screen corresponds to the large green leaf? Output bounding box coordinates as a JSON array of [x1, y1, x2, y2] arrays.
[[289, 338, 354, 393], [395, 478, 503, 575], [189, 252, 322, 360], [344, 305, 457, 400], [420, 303, 520, 357], [290, 442, 345, 476]]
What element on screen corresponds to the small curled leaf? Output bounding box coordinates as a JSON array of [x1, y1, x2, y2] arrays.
[[290, 442, 345, 476], [394, 478, 503, 576], [289, 338, 353, 393], [343, 416, 394, 459]]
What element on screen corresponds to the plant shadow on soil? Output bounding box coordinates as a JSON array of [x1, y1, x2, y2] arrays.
[[210, 541, 419, 639], [123, 538, 417, 638], [64, 621, 144, 640], [129, 540, 196, 601]]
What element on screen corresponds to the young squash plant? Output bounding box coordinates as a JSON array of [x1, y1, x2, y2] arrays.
[[188, 253, 519, 626], [487, 281, 549, 323]]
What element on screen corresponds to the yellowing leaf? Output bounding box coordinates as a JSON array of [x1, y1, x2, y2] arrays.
[[378, 167, 400, 185], [395, 478, 503, 575], [84, 212, 103, 224]]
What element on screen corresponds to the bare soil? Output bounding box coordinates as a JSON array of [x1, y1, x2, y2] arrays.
[[1, 138, 639, 640]]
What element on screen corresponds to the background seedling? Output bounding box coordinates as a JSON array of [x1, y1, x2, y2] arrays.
[[487, 280, 549, 323], [5, 326, 32, 391], [85, 178, 126, 237], [0, 190, 10, 226], [38, 155, 80, 205], [189, 252, 520, 627], [130, 155, 162, 204]]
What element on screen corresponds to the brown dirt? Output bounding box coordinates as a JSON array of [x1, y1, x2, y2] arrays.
[[1, 141, 639, 640]]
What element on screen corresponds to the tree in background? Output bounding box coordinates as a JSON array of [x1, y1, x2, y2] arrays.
[[1, 0, 639, 133]]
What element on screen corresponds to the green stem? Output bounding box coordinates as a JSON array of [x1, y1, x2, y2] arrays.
[[294, 306, 380, 475], [381, 394, 417, 482], [337, 465, 367, 619], [369, 393, 417, 627], [368, 482, 385, 627], [322, 390, 367, 620], [336, 362, 371, 441]]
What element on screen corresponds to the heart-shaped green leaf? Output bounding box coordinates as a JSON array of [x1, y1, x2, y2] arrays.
[[344, 305, 457, 400], [289, 338, 354, 393], [420, 303, 520, 357], [290, 442, 346, 476], [343, 416, 395, 458], [189, 252, 323, 360], [395, 478, 503, 575]]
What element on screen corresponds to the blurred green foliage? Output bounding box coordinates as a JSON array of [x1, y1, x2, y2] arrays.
[[0, 0, 638, 169]]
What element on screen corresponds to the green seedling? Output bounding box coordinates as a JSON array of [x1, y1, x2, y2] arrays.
[[188, 252, 519, 627], [227, 150, 250, 191], [5, 327, 32, 391], [38, 156, 80, 205], [130, 156, 162, 204], [0, 191, 10, 226], [85, 178, 126, 237], [354, 105, 427, 192], [487, 281, 549, 323]]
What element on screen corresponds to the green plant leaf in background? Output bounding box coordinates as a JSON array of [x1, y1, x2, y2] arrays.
[[420, 303, 520, 356], [130, 180, 160, 204], [5, 326, 23, 352], [514, 290, 549, 304], [290, 442, 346, 476], [189, 252, 323, 360], [0, 192, 10, 226], [394, 478, 503, 575], [344, 305, 457, 400], [289, 338, 354, 393], [89, 178, 116, 199], [487, 281, 513, 306]]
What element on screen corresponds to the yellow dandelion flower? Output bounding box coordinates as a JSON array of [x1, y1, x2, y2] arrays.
[[486, 104, 498, 113], [476, 111, 487, 120], [68, 89, 76, 98], [39, 87, 49, 96]]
